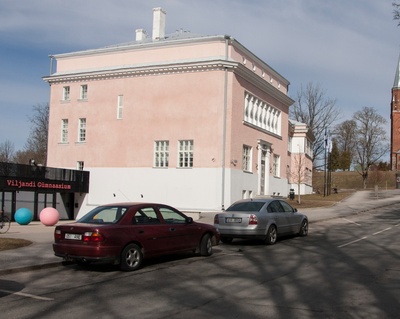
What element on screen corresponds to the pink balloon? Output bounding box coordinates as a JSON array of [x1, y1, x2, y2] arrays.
[[40, 207, 60, 226]]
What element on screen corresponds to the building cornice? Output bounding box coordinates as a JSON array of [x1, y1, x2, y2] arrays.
[[235, 64, 294, 107], [43, 59, 238, 84]]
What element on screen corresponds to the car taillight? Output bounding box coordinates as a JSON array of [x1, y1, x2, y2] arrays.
[[54, 229, 62, 240], [83, 231, 105, 242], [249, 214, 258, 225], [214, 214, 219, 224]]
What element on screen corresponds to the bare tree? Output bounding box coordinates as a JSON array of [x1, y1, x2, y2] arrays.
[[393, 2, 400, 25], [0, 140, 15, 162], [24, 103, 49, 166], [352, 107, 389, 188], [290, 151, 312, 204], [290, 82, 340, 166], [13, 149, 38, 165], [332, 120, 357, 170]]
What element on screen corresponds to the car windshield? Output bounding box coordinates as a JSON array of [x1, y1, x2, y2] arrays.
[[77, 206, 129, 224], [226, 201, 265, 212]]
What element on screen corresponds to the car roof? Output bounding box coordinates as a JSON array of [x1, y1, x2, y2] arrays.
[[99, 202, 172, 208], [230, 198, 277, 205]]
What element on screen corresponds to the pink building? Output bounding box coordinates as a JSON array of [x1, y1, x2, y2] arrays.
[[43, 8, 313, 218]]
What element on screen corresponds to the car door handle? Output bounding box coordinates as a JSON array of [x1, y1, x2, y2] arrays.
[[138, 229, 144, 234], [169, 228, 176, 232]]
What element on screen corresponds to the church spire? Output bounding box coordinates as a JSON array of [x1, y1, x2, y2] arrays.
[[394, 54, 400, 88]]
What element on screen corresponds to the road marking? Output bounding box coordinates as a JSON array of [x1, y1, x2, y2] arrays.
[[338, 225, 398, 248], [373, 227, 392, 235], [0, 289, 54, 301], [342, 218, 361, 226], [338, 236, 368, 248]]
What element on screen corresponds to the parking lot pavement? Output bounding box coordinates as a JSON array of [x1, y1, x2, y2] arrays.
[[1, 189, 400, 275]]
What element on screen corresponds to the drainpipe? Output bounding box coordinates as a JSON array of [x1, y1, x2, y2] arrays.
[[221, 35, 230, 210]]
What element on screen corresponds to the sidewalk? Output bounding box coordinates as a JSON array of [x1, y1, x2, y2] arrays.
[[1, 189, 400, 275]]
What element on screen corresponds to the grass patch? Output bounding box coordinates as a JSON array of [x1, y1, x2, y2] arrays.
[[289, 190, 355, 209], [0, 238, 32, 251]]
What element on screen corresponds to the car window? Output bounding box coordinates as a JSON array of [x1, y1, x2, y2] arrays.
[[159, 207, 186, 224], [267, 201, 284, 213], [226, 201, 265, 212], [133, 207, 161, 224], [279, 201, 294, 213], [79, 206, 128, 223]]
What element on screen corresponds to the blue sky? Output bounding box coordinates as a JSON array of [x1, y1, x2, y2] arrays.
[[1, 0, 399, 154]]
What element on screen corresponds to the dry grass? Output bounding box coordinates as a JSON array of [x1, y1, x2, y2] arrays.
[[289, 190, 355, 209], [0, 238, 32, 251]]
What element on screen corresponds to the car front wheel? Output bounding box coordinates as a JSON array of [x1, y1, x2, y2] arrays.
[[265, 225, 277, 245], [299, 220, 308, 237], [200, 233, 213, 256], [120, 243, 143, 271]]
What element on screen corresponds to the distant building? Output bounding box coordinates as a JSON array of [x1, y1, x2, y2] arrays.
[[288, 120, 314, 194], [391, 54, 400, 171], [43, 8, 313, 218]]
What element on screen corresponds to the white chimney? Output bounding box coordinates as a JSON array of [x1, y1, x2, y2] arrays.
[[136, 29, 147, 41], [152, 7, 166, 40]]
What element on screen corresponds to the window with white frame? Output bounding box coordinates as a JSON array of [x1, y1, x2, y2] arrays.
[[242, 145, 252, 172], [80, 85, 88, 100], [244, 92, 281, 135], [77, 161, 84, 170], [61, 119, 68, 143], [62, 86, 70, 101], [117, 95, 124, 119], [78, 118, 86, 142], [178, 140, 193, 168], [272, 154, 280, 177], [154, 140, 169, 168]]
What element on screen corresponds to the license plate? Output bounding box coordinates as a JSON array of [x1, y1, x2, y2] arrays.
[[226, 217, 242, 223], [65, 233, 82, 240]]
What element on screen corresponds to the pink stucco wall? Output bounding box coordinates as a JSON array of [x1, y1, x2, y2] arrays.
[[48, 69, 230, 168], [55, 41, 227, 73]]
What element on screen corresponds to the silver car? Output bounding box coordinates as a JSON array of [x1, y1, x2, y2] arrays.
[[213, 198, 308, 245]]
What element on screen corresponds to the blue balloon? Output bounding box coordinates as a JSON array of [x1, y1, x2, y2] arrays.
[[15, 208, 33, 225]]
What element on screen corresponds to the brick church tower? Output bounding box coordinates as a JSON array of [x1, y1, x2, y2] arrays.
[[391, 55, 400, 171]]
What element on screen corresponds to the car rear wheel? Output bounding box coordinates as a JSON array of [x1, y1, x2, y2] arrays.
[[220, 236, 233, 244], [120, 243, 143, 271], [265, 225, 277, 245], [200, 233, 213, 256], [299, 220, 308, 237]]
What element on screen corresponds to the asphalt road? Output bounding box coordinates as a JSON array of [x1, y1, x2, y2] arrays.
[[1, 203, 399, 319]]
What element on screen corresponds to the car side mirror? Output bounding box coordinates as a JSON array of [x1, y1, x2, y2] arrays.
[[293, 208, 298, 213], [186, 217, 193, 224]]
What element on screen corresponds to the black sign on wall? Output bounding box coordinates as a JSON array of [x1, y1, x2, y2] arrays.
[[0, 162, 89, 193]]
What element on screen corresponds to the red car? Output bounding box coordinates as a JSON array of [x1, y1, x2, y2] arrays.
[[53, 203, 219, 271]]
